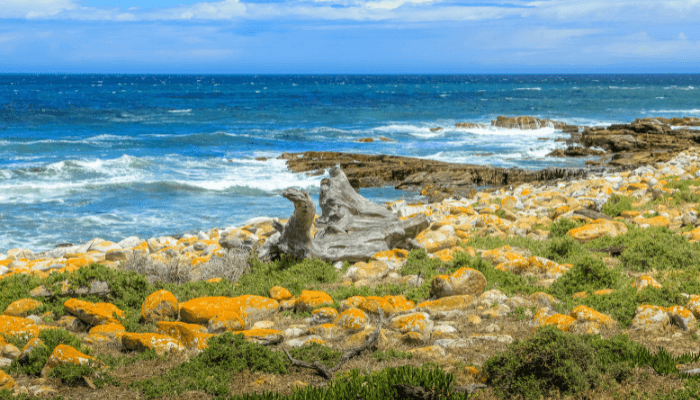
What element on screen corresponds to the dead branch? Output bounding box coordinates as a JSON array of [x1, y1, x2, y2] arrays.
[[283, 308, 384, 379]]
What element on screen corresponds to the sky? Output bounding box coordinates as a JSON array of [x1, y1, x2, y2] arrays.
[[0, 0, 699, 73]]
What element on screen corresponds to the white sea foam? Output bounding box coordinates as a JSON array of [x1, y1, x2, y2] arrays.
[[514, 87, 542, 91], [647, 109, 700, 114], [168, 109, 192, 113]]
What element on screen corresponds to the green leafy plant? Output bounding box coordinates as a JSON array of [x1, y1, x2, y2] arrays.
[[288, 342, 342, 369], [602, 194, 634, 217]]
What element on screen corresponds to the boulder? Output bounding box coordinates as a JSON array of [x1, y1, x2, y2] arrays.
[[141, 290, 178, 323], [41, 344, 96, 377], [4, 299, 42, 318], [122, 333, 184, 355], [431, 268, 487, 298], [64, 299, 124, 326]]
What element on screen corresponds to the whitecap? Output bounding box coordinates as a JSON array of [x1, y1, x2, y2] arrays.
[[168, 109, 192, 113]]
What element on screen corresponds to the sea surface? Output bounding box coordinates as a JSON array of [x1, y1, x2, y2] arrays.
[[2, 74, 700, 252]]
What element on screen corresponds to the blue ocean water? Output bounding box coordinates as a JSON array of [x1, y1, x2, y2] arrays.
[[2, 74, 700, 252]]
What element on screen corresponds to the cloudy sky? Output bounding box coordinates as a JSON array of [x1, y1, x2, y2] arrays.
[[1, 0, 699, 73]]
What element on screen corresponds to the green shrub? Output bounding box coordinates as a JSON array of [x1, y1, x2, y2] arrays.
[[551, 255, 621, 297], [231, 363, 470, 400], [48, 362, 119, 388], [618, 227, 700, 272], [548, 218, 583, 239], [457, 253, 537, 296], [132, 332, 288, 398], [541, 235, 586, 263], [602, 194, 634, 217], [10, 329, 90, 376], [288, 342, 342, 369], [483, 326, 639, 399], [371, 349, 414, 362]]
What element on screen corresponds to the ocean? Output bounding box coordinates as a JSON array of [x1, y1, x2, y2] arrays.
[[2, 74, 700, 253]]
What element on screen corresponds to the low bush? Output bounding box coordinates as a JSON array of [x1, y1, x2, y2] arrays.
[[602, 194, 634, 217], [550, 255, 621, 297], [548, 218, 583, 239], [10, 329, 91, 376], [132, 332, 288, 398], [288, 342, 342, 369]]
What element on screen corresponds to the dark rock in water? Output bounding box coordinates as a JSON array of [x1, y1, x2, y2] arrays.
[[255, 157, 271, 161], [54, 243, 74, 248], [379, 136, 394, 142], [280, 151, 605, 192], [633, 117, 700, 127], [546, 147, 606, 158], [355, 137, 374, 143], [273, 168, 429, 262], [561, 125, 580, 133], [492, 116, 568, 130], [455, 122, 487, 129], [429, 127, 443, 132]]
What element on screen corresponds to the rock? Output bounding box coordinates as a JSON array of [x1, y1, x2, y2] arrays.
[[122, 333, 184, 355], [156, 321, 213, 350], [179, 295, 279, 331], [431, 268, 487, 298], [570, 305, 615, 327], [64, 299, 124, 326], [309, 308, 338, 325], [141, 290, 179, 323], [89, 324, 125, 339], [356, 137, 374, 143], [295, 290, 334, 313], [414, 226, 457, 253], [344, 261, 389, 282], [41, 344, 97, 377], [55, 316, 87, 332], [281, 151, 597, 195], [3, 299, 42, 318], [0, 316, 39, 339], [631, 305, 670, 331], [542, 314, 577, 332], [0, 370, 15, 390], [274, 168, 429, 262], [492, 116, 569, 130], [334, 309, 369, 333], [231, 329, 285, 345], [308, 324, 341, 340], [633, 276, 662, 291], [117, 236, 141, 249], [105, 249, 127, 261], [416, 295, 475, 319], [0, 344, 20, 360], [481, 304, 510, 318], [686, 295, 700, 318], [668, 306, 696, 331], [390, 312, 433, 334], [285, 335, 325, 348], [408, 345, 446, 360], [31, 280, 110, 298], [566, 219, 628, 242], [269, 286, 293, 301]]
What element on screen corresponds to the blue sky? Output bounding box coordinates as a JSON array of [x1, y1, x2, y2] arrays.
[[1, 0, 699, 73]]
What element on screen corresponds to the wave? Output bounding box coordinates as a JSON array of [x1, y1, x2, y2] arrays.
[[168, 109, 192, 113], [663, 86, 696, 90], [647, 109, 700, 114], [514, 87, 542, 91]]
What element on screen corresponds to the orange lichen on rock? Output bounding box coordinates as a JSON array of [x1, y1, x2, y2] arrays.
[[358, 296, 396, 316], [88, 324, 125, 339], [41, 344, 97, 377], [593, 289, 614, 296], [384, 295, 415, 313], [431, 267, 487, 298], [543, 314, 576, 332], [295, 290, 333, 312], [573, 291, 588, 299], [312, 307, 338, 320], [634, 215, 670, 228], [372, 249, 409, 269], [0, 315, 39, 339], [571, 305, 614, 326], [122, 332, 184, 356], [339, 296, 366, 312], [269, 286, 293, 301], [566, 219, 628, 242], [417, 295, 475, 314], [3, 298, 42, 317], [156, 321, 214, 350], [141, 290, 179, 323], [633, 275, 662, 291], [334, 309, 369, 332], [686, 295, 700, 318], [430, 247, 475, 262], [390, 312, 433, 334], [229, 329, 284, 345], [414, 226, 458, 253], [64, 299, 124, 326], [179, 295, 279, 330], [0, 370, 15, 390]]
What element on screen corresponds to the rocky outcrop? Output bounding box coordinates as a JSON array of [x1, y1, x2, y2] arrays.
[[271, 167, 429, 262], [454, 116, 578, 132], [547, 147, 607, 157], [280, 152, 605, 193]]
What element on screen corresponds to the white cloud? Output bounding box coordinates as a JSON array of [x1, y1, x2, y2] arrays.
[[0, 0, 77, 18], [679, 32, 688, 40]]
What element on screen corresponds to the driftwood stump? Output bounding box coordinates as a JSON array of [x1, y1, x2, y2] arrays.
[[273, 167, 429, 262]]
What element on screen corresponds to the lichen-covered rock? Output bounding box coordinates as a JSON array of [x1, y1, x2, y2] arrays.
[[631, 305, 670, 331], [64, 299, 124, 326], [269, 286, 293, 301], [0, 315, 39, 340], [0, 370, 15, 390], [310, 308, 337, 325], [570, 305, 615, 327], [334, 309, 369, 333], [416, 295, 475, 318], [530, 292, 555, 308], [414, 225, 458, 253], [686, 295, 700, 318], [667, 306, 696, 331], [19, 337, 43, 363], [542, 314, 576, 332], [141, 290, 178, 323], [479, 289, 508, 305], [295, 291, 333, 312], [567, 219, 628, 242], [88, 324, 125, 339], [481, 304, 510, 319], [3, 299, 42, 318], [633, 276, 662, 291], [179, 295, 279, 330], [285, 335, 325, 348], [230, 329, 284, 345], [55, 316, 87, 333], [390, 312, 433, 334], [344, 260, 389, 282], [408, 345, 446, 360], [41, 344, 97, 377], [372, 249, 408, 270], [121, 333, 184, 356], [431, 268, 486, 298]]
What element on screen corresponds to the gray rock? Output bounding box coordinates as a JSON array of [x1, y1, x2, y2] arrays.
[[197, 231, 210, 241], [285, 335, 324, 348], [0, 357, 11, 367], [25, 315, 43, 325], [118, 236, 141, 249], [274, 167, 430, 262], [105, 249, 127, 261], [38, 245, 79, 260]]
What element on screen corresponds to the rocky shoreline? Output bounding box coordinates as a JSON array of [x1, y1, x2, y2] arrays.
[[4, 121, 700, 398]]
